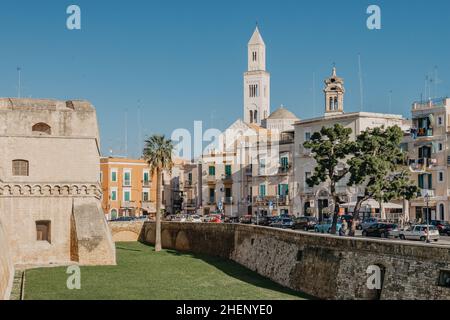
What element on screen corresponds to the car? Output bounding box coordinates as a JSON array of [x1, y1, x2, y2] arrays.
[[293, 216, 318, 231], [270, 217, 295, 229], [224, 216, 240, 224], [252, 216, 271, 226], [314, 219, 343, 234], [399, 225, 440, 242], [188, 215, 202, 223], [357, 218, 378, 230], [430, 220, 450, 235], [112, 216, 134, 222], [239, 215, 253, 224], [362, 223, 398, 238], [209, 215, 222, 223]]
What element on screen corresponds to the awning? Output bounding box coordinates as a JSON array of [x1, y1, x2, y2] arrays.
[[341, 199, 403, 210]]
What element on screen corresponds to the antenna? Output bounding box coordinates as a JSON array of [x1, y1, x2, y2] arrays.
[[388, 90, 393, 114], [358, 54, 364, 112], [124, 109, 128, 158], [312, 72, 316, 116], [17, 67, 22, 98], [138, 100, 142, 156]]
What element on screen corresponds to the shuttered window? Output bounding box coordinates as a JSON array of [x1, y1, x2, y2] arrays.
[[12, 160, 29, 176]]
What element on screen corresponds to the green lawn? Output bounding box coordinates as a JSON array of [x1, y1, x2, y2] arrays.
[[24, 242, 308, 300]]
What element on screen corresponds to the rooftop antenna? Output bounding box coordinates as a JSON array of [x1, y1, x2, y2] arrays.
[[124, 109, 128, 158], [388, 90, 393, 114], [16, 67, 22, 98], [433, 65, 440, 99], [137, 100, 142, 156], [358, 54, 364, 112], [312, 72, 316, 116]]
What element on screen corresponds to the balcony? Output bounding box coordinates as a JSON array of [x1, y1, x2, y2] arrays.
[[409, 158, 436, 171], [224, 197, 233, 205], [121, 201, 137, 209], [420, 189, 435, 198], [278, 165, 291, 175], [206, 175, 216, 184], [184, 181, 194, 189], [222, 174, 233, 184], [252, 196, 288, 206], [123, 181, 131, 187], [142, 180, 151, 187]]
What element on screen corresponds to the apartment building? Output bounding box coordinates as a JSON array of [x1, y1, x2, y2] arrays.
[[100, 157, 155, 220], [293, 68, 408, 220], [405, 98, 450, 222]]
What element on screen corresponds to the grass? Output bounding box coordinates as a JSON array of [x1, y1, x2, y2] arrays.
[[24, 242, 308, 300]]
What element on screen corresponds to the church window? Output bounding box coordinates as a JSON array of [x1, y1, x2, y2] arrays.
[[334, 97, 338, 110], [254, 110, 258, 122], [252, 52, 257, 61], [12, 160, 29, 176], [249, 110, 253, 123]]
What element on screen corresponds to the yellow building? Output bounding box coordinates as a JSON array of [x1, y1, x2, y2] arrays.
[[100, 157, 156, 220]]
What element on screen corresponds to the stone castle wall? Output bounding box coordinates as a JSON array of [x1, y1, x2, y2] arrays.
[[0, 218, 14, 300], [139, 222, 450, 300]]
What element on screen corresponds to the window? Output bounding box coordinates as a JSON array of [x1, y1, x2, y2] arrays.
[[123, 190, 131, 202], [259, 158, 266, 175], [123, 170, 131, 186], [259, 184, 266, 197], [278, 184, 289, 197], [142, 191, 149, 202], [143, 171, 150, 185], [305, 132, 311, 142], [12, 160, 29, 176], [209, 188, 215, 203], [188, 173, 193, 185], [111, 189, 117, 201], [305, 172, 312, 189], [110, 209, 118, 221], [225, 165, 232, 177], [438, 116, 444, 126], [280, 156, 289, 169], [111, 169, 117, 182], [225, 187, 232, 198], [439, 143, 444, 152], [36, 221, 51, 243], [249, 84, 259, 98], [209, 166, 216, 176], [32, 123, 51, 135], [439, 171, 444, 183], [252, 51, 257, 62], [418, 173, 432, 189]]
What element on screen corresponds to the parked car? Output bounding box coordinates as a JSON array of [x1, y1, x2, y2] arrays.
[[253, 216, 272, 226], [270, 217, 295, 229], [430, 220, 450, 235], [357, 218, 378, 230], [293, 216, 318, 231], [224, 216, 240, 224], [209, 215, 222, 223], [188, 215, 202, 223], [399, 225, 440, 242], [112, 216, 134, 222], [239, 215, 253, 224], [362, 223, 398, 238], [314, 219, 343, 234]]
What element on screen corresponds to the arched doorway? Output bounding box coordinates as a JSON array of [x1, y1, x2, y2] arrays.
[[110, 209, 118, 221]]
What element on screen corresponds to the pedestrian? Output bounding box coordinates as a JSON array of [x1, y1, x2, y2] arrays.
[[342, 219, 348, 235], [339, 226, 346, 236]]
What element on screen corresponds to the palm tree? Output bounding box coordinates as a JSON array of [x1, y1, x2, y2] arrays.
[[143, 134, 174, 252]]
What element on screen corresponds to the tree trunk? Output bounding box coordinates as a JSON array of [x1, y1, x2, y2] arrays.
[[349, 201, 363, 237], [155, 167, 162, 252], [330, 195, 340, 235]]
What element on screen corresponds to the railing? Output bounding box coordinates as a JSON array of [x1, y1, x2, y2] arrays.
[[222, 174, 233, 183], [420, 189, 435, 198], [278, 165, 291, 174], [122, 201, 137, 208], [252, 196, 288, 206]]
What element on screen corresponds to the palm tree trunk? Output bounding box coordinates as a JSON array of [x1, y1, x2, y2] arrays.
[[349, 201, 363, 237], [155, 167, 162, 252]]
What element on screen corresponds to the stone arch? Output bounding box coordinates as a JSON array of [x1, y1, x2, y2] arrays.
[[70, 185, 79, 195], [2, 185, 11, 195], [80, 185, 88, 195], [23, 185, 32, 195], [32, 122, 51, 135], [61, 185, 70, 195], [42, 185, 52, 196], [175, 230, 191, 252], [32, 185, 42, 195], [12, 185, 22, 196], [53, 185, 61, 195], [161, 229, 173, 248], [113, 230, 140, 242]]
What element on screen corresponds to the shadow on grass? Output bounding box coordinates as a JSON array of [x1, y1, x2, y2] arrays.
[[140, 242, 316, 300], [116, 245, 144, 252]]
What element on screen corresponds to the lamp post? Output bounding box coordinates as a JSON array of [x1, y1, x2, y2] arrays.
[[425, 193, 431, 243]]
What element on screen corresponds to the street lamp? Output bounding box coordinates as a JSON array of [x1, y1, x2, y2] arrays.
[[425, 193, 431, 243]]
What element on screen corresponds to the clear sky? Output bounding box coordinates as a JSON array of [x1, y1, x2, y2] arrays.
[[0, 0, 449, 157]]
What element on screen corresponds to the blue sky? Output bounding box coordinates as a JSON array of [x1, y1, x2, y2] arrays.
[[0, 0, 449, 157]]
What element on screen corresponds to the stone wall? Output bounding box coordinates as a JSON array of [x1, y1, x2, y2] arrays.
[[109, 221, 145, 242], [0, 218, 14, 300], [140, 222, 450, 300]]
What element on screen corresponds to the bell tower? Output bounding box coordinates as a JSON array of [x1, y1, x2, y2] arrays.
[[244, 26, 270, 125], [324, 67, 345, 115]]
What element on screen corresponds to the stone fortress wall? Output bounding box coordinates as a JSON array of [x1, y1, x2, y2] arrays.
[[0, 98, 115, 299], [0, 218, 14, 300], [132, 222, 450, 300]]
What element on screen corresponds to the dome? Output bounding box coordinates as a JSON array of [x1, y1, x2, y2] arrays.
[[267, 106, 299, 120]]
